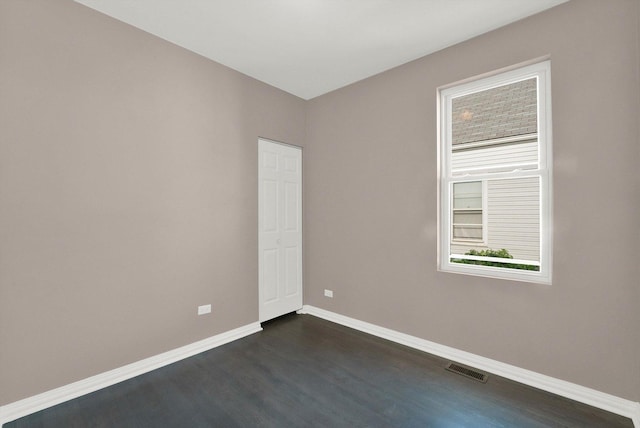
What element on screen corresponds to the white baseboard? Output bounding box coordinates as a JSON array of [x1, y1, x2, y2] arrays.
[[298, 305, 640, 426], [0, 322, 262, 426]]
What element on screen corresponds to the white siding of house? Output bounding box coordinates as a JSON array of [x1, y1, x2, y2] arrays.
[[487, 177, 540, 261], [451, 141, 538, 173]]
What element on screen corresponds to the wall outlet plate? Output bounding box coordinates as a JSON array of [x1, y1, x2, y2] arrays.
[[198, 304, 212, 315], [324, 289, 333, 298]]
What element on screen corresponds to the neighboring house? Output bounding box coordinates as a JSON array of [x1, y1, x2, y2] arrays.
[[450, 78, 540, 263]]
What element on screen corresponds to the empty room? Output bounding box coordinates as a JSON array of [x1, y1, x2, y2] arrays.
[[1, 0, 639, 426]]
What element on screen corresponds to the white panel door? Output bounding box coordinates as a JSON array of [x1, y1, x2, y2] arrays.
[[258, 139, 302, 322]]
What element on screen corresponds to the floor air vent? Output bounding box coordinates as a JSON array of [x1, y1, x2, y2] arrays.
[[445, 362, 489, 383]]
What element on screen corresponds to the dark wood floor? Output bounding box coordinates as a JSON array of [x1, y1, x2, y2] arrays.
[[6, 313, 633, 427]]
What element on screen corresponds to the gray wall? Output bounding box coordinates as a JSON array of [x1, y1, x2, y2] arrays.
[[0, 0, 305, 405], [304, 0, 640, 401]]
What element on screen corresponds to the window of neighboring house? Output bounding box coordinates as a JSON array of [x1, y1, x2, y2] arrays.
[[438, 60, 552, 284], [452, 181, 485, 243]]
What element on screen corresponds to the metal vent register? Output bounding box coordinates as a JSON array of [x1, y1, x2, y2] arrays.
[[445, 362, 489, 383]]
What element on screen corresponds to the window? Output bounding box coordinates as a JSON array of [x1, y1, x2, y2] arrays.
[[438, 60, 552, 284], [452, 181, 484, 243]]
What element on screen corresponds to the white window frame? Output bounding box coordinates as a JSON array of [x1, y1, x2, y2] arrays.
[[438, 60, 553, 284]]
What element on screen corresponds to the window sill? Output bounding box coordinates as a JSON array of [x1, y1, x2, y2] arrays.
[[439, 262, 551, 285]]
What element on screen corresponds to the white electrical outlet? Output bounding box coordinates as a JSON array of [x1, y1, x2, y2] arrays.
[[197, 304, 212, 315], [324, 289, 333, 298]]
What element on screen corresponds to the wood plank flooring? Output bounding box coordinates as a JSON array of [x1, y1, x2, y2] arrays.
[[6, 313, 633, 427]]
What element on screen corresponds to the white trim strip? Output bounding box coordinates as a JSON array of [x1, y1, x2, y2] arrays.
[[452, 133, 537, 151], [450, 254, 540, 266], [0, 322, 262, 426], [297, 305, 640, 426]]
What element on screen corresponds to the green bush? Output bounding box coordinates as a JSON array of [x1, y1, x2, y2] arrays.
[[451, 248, 539, 271]]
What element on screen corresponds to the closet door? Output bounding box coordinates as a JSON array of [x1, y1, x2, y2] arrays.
[[258, 139, 302, 322]]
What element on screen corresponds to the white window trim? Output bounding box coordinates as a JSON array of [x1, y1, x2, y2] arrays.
[[437, 60, 553, 285]]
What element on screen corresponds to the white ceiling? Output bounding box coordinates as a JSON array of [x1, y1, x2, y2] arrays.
[[74, 0, 568, 100]]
